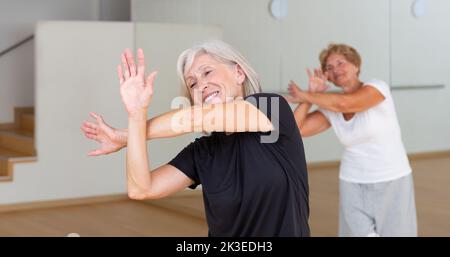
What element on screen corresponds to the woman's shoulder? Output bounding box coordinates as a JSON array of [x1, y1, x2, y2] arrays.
[[244, 93, 289, 107], [363, 78, 391, 97], [244, 92, 284, 100], [364, 78, 389, 87]]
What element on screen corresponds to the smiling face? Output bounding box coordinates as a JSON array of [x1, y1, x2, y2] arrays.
[[184, 54, 246, 106], [324, 53, 360, 90]]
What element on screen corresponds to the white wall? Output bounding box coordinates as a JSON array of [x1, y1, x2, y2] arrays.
[[0, 21, 221, 205], [390, 0, 450, 152], [0, 0, 130, 124], [131, 0, 450, 161], [132, 0, 390, 92], [0, 39, 35, 123], [0, 0, 98, 123]]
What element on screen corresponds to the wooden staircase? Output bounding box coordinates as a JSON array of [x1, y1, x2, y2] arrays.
[[0, 107, 36, 182]]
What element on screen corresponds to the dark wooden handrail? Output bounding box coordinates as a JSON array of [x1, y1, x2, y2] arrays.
[[0, 35, 34, 58]]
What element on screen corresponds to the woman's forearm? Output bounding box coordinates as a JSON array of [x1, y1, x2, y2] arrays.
[[112, 107, 195, 144], [145, 101, 273, 139], [301, 92, 348, 112], [126, 110, 152, 195], [145, 106, 199, 139], [117, 108, 197, 144], [118, 101, 273, 143], [293, 103, 312, 129]]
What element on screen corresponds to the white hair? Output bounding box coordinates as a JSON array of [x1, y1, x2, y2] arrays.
[[176, 40, 261, 98]]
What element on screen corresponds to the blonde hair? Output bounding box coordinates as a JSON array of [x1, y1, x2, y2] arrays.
[[319, 43, 362, 75], [177, 40, 261, 99]]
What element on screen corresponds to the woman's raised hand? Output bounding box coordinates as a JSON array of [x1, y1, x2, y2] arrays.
[[81, 112, 127, 156], [306, 68, 329, 93], [285, 80, 306, 103], [117, 48, 158, 116]]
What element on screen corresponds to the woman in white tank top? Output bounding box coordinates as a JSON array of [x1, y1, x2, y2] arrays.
[[286, 43, 417, 237]]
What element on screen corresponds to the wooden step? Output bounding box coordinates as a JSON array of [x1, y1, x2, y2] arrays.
[[20, 113, 34, 134], [0, 107, 36, 182], [0, 159, 10, 179], [0, 130, 35, 156], [0, 147, 36, 180], [0, 147, 26, 158], [0, 147, 25, 178]]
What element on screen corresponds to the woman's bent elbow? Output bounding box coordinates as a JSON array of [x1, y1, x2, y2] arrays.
[[128, 190, 147, 200], [334, 99, 352, 113], [299, 129, 308, 138], [127, 189, 162, 200], [299, 127, 314, 138], [260, 122, 274, 132]]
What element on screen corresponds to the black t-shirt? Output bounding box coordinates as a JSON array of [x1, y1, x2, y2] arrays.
[[168, 93, 310, 237]]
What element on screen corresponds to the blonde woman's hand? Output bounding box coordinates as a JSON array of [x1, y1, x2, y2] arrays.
[[117, 48, 158, 117], [307, 68, 329, 93]]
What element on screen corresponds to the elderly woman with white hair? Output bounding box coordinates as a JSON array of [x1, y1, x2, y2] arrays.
[[81, 40, 310, 237]]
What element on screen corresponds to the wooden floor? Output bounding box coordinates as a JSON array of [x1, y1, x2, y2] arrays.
[[308, 154, 450, 236], [0, 155, 449, 236], [0, 200, 207, 237]]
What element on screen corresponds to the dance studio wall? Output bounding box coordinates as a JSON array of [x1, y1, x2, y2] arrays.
[[131, 0, 450, 161], [0, 0, 130, 124], [0, 0, 98, 124]]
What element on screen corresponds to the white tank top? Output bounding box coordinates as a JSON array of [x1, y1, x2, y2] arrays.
[[319, 79, 412, 183]]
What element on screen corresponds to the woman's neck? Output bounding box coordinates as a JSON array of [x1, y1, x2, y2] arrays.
[[343, 79, 363, 93]]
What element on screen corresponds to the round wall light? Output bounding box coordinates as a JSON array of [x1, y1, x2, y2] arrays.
[[269, 0, 288, 20], [412, 0, 426, 18]]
